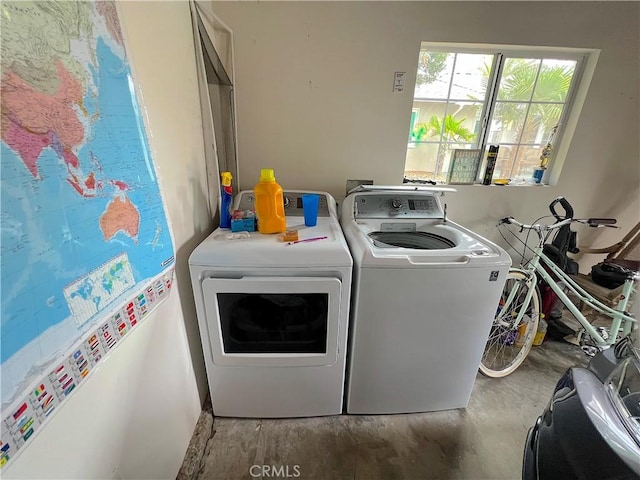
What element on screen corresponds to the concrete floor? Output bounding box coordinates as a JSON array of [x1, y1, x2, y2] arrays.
[[177, 338, 588, 480]]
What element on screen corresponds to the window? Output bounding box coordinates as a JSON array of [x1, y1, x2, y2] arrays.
[[404, 44, 597, 185]]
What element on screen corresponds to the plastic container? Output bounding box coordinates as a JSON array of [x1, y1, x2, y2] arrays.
[[515, 315, 531, 347], [532, 167, 545, 184], [230, 209, 256, 232], [301, 194, 320, 227], [253, 169, 286, 234], [220, 172, 233, 228], [533, 314, 548, 346]]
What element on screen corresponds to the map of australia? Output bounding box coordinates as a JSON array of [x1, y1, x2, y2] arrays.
[[1, 1, 175, 405]]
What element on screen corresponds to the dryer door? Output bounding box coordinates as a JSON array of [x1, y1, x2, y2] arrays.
[[201, 276, 341, 366]]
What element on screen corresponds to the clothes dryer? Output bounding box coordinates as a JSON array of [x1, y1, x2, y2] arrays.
[[190, 191, 352, 417], [341, 186, 510, 414]]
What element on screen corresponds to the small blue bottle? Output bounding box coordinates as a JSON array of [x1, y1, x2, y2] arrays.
[[220, 172, 233, 228]]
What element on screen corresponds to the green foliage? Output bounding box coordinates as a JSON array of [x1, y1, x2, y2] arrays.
[[411, 122, 429, 142], [412, 114, 476, 143], [534, 66, 573, 102], [492, 59, 574, 133], [416, 52, 448, 86], [408, 52, 575, 178]]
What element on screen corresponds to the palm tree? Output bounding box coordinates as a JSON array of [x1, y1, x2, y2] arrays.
[[412, 114, 477, 178], [484, 59, 574, 176], [497, 60, 572, 134], [422, 114, 476, 142]]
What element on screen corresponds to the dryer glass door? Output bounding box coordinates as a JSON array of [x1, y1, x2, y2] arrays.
[[202, 277, 341, 366]]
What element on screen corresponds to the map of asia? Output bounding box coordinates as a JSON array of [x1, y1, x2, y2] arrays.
[[1, 2, 175, 406]]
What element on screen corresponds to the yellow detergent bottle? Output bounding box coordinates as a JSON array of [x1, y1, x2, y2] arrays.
[[253, 168, 286, 234]]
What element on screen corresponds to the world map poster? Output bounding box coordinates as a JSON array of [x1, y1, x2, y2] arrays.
[[1, 2, 175, 409]]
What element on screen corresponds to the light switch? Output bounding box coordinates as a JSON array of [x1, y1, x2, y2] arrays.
[[393, 72, 406, 93]]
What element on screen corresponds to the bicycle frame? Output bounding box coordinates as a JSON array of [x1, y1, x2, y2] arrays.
[[512, 244, 637, 346]]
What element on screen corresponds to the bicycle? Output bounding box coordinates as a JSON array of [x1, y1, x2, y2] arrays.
[[480, 197, 638, 378]]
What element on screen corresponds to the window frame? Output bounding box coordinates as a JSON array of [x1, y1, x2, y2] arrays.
[[407, 42, 599, 185]]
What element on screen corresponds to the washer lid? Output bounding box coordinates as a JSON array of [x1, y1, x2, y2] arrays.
[[342, 219, 512, 268], [368, 231, 456, 249]]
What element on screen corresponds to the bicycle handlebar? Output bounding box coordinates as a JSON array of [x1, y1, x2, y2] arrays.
[[549, 196, 574, 221], [500, 215, 617, 231], [499, 196, 617, 232], [586, 218, 617, 226], [500, 216, 573, 231]]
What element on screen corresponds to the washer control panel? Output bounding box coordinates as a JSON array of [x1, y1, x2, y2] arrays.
[[354, 194, 444, 219], [236, 191, 331, 217]]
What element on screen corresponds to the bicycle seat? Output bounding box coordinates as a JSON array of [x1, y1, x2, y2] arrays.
[[543, 223, 579, 274]]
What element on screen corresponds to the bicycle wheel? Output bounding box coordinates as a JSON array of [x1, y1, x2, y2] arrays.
[[480, 270, 541, 378]]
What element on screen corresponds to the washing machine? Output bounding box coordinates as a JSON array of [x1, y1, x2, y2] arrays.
[[189, 190, 352, 418], [341, 186, 511, 414]]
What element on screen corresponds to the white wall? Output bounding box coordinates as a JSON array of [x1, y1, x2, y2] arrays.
[[4, 2, 212, 479], [212, 1, 639, 268]]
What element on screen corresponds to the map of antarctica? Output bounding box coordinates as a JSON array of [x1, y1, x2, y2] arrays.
[[1, 1, 175, 404]]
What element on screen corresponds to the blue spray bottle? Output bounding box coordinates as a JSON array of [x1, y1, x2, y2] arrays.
[[220, 171, 233, 228]]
